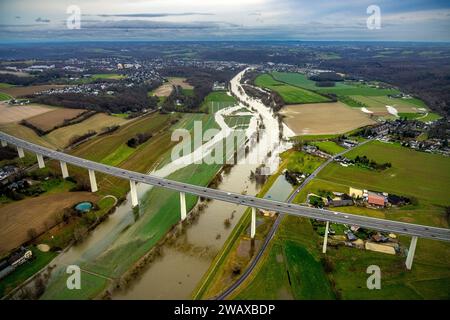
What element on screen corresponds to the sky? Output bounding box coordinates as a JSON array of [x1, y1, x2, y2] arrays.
[[1, 0, 450, 42]]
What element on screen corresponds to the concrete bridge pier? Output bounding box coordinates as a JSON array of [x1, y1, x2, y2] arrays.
[[1, 140, 7, 147], [180, 192, 187, 221], [322, 221, 330, 254], [17, 146, 25, 158], [60, 161, 69, 178], [36, 153, 45, 169], [129, 180, 139, 208], [405, 236, 418, 270], [88, 169, 98, 193], [251, 207, 256, 239]]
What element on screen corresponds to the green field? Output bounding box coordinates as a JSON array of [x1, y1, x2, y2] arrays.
[[235, 215, 335, 300], [66, 113, 178, 198], [200, 91, 237, 113], [418, 112, 442, 122], [236, 241, 335, 300], [111, 113, 129, 119], [397, 112, 441, 122], [311, 141, 346, 155], [349, 95, 427, 111], [325, 238, 450, 300], [272, 71, 352, 91], [271, 72, 400, 96], [0, 92, 12, 100], [255, 74, 330, 104], [0, 82, 15, 89], [0, 246, 57, 298], [182, 88, 194, 96], [91, 73, 126, 80], [318, 140, 450, 206], [224, 115, 252, 129], [281, 150, 325, 174], [398, 113, 423, 120], [232, 141, 450, 300]]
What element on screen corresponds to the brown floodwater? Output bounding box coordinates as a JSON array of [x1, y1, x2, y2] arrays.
[[113, 163, 261, 300]]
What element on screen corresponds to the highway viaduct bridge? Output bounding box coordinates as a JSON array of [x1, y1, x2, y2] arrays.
[[1, 131, 449, 270]]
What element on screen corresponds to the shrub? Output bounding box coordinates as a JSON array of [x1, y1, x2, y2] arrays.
[[321, 256, 335, 273]]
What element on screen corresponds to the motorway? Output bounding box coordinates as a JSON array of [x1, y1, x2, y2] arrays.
[[1, 131, 450, 243]]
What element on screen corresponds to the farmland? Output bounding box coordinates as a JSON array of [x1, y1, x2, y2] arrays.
[[0, 83, 16, 89], [0, 85, 67, 98], [200, 91, 237, 113], [91, 73, 126, 80], [0, 111, 128, 149], [0, 92, 11, 101], [167, 77, 193, 89], [292, 141, 450, 299], [24, 108, 86, 133], [234, 141, 450, 300], [151, 83, 173, 97], [281, 150, 325, 174], [270, 72, 434, 121], [0, 122, 55, 148], [70, 113, 174, 166], [348, 95, 429, 115], [279, 102, 375, 135], [45, 113, 128, 149], [310, 141, 346, 155], [224, 115, 252, 129], [150, 77, 194, 97], [318, 140, 450, 206], [0, 191, 98, 255], [255, 74, 330, 104], [234, 222, 335, 300], [0, 103, 54, 124], [271, 72, 400, 96]]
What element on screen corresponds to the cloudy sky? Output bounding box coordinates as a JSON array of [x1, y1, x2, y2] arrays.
[[1, 0, 450, 42]]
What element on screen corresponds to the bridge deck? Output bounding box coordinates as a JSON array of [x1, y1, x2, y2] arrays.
[[1, 131, 449, 242]]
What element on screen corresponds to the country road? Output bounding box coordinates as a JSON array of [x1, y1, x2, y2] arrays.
[[215, 140, 371, 300]]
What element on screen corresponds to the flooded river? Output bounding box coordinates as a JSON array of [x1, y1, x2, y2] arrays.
[[33, 68, 294, 300], [114, 164, 260, 299]]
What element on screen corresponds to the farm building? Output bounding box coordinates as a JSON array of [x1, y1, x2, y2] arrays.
[[349, 187, 364, 198], [368, 192, 387, 207], [329, 199, 354, 207]]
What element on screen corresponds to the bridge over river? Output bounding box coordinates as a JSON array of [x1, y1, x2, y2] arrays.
[[1, 131, 449, 271]]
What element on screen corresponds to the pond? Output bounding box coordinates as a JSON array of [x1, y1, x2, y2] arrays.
[[74, 202, 93, 213]]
